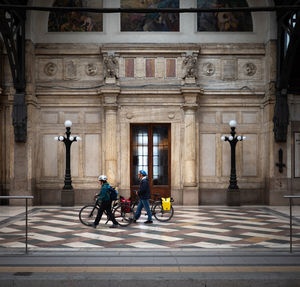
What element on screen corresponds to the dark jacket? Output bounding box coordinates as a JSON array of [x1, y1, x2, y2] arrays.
[[138, 177, 150, 200], [96, 182, 111, 202]]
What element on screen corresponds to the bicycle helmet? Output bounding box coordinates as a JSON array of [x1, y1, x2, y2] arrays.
[[139, 170, 147, 176], [98, 174, 107, 181]]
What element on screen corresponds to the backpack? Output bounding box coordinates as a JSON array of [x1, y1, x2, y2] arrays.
[[109, 186, 118, 201]]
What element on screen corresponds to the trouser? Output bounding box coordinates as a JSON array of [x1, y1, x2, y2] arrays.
[[94, 200, 118, 226], [134, 199, 152, 221]]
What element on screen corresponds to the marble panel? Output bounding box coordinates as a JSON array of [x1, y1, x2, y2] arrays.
[[200, 112, 216, 124], [171, 123, 181, 188], [222, 141, 231, 177], [119, 58, 125, 78], [85, 112, 100, 124], [63, 113, 79, 124], [242, 112, 258, 124], [85, 134, 100, 177], [222, 113, 237, 124], [242, 134, 257, 177], [166, 59, 176, 78], [146, 59, 155, 78], [43, 135, 58, 177], [125, 58, 134, 78], [71, 141, 79, 177], [135, 57, 145, 78], [200, 134, 216, 176], [156, 57, 165, 78], [42, 112, 58, 124]]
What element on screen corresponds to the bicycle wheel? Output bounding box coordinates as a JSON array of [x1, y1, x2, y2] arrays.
[[153, 203, 174, 222], [79, 204, 99, 226], [113, 204, 133, 227]]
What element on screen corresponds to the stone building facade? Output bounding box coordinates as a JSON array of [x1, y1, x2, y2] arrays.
[[0, 0, 299, 206]]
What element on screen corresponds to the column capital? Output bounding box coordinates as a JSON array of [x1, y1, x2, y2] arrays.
[[182, 104, 198, 112], [99, 86, 120, 96], [181, 86, 203, 95], [103, 104, 118, 111]]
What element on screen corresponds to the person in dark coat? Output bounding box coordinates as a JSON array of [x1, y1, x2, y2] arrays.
[[133, 170, 153, 224], [90, 174, 118, 229]]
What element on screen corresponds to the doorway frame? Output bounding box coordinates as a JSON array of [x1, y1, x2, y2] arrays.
[[130, 123, 171, 198]]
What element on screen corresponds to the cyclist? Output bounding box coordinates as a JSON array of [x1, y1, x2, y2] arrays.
[[90, 175, 118, 229], [133, 170, 153, 224]]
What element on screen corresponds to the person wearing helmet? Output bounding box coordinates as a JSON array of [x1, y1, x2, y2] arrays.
[[133, 170, 153, 224], [90, 174, 118, 228]]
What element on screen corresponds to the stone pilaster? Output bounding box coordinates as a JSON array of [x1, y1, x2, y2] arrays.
[[101, 87, 120, 187], [181, 87, 199, 205], [7, 40, 38, 206]]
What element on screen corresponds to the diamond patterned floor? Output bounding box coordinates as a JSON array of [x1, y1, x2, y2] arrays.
[[0, 206, 299, 250]]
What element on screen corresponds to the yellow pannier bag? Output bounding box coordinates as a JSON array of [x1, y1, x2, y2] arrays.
[[162, 197, 171, 211]]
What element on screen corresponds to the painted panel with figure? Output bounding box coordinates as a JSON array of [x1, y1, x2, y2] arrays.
[[197, 0, 253, 32], [48, 0, 103, 32], [121, 0, 179, 32]]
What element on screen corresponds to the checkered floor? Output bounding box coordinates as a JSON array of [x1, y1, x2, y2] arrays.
[[0, 206, 300, 250]]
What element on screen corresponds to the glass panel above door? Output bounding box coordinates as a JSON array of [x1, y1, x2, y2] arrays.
[[152, 126, 169, 186], [132, 125, 148, 186]]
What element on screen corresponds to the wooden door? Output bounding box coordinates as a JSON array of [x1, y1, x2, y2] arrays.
[[130, 124, 171, 199]]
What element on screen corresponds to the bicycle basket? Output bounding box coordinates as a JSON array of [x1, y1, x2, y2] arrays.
[[161, 197, 171, 211]]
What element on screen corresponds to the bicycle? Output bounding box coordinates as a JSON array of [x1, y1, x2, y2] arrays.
[[79, 197, 134, 227], [131, 192, 174, 222]]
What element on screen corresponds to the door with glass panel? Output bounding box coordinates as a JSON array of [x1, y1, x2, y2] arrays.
[[130, 124, 171, 199]]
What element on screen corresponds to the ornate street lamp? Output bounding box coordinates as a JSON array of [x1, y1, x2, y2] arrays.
[[221, 120, 246, 206], [54, 120, 81, 206]]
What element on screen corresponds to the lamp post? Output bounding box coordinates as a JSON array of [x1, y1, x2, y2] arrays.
[[54, 120, 81, 206], [221, 120, 246, 206]]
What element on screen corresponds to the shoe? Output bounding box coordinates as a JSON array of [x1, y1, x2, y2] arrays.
[[144, 220, 153, 224], [88, 223, 97, 228], [110, 224, 118, 228], [129, 216, 137, 223]]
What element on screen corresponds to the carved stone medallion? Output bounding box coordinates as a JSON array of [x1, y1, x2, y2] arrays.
[[86, 63, 98, 76], [44, 62, 57, 76], [243, 62, 257, 76], [203, 62, 215, 76]]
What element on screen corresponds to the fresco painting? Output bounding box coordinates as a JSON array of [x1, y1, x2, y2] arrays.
[[121, 0, 179, 32], [48, 0, 103, 32], [197, 0, 253, 31]]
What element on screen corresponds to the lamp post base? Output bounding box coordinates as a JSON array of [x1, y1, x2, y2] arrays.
[[227, 189, 240, 206], [61, 189, 74, 206]]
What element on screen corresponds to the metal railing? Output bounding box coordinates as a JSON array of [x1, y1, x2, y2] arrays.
[[0, 196, 34, 253], [283, 194, 300, 253]]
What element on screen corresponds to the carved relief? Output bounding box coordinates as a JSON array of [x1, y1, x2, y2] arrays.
[[104, 55, 119, 79], [182, 55, 198, 79], [243, 62, 257, 76], [44, 62, 58, 76], [168, 113, 175, 119], [64, 60, 77, 80], [86, 63, 98, 76], [126, 112, 134, 119], [222, 59, 237, 81], [202, 62, 215, 76]]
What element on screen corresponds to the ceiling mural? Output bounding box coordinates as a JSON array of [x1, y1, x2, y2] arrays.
[[121, 0, 179, 32], [48, 0, 103, 32], [197, 0, 253, 31]]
